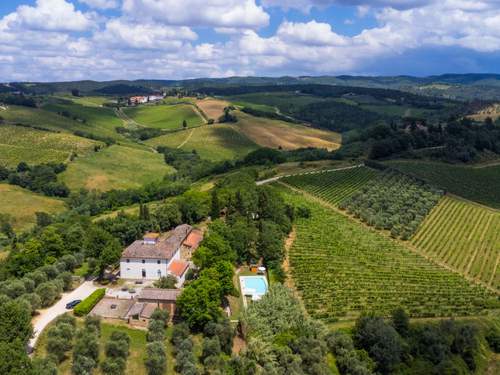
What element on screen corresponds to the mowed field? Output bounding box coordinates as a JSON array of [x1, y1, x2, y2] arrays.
[[123, 103, 203, 130], [60, 145, 173, 191], [385, 160, 500, 209], [412, 195, 500, 291], [0, 124, 100, 167], [146, 125, 258, 161], [279, 186, 497, 321], [235, 111, 341, 151], [0, 184, 66, 231], [195, 98, 230, 121]]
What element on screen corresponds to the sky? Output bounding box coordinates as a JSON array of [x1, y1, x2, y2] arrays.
[[1, 0, 500, 81]]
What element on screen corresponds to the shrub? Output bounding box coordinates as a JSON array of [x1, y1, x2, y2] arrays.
[[72, 354, 96, 375], [74, 289, 105, 316], [105, 339, 129, 359], [57, 272, 73, 291], [35, 281, 60, 307], [47, 335, 71, 363], [150, 308, 169, 327], [147, 320, 166, 342], [32, 358, 58, 375], [101, 357, 126, 375], [145, 342, 166, 375]]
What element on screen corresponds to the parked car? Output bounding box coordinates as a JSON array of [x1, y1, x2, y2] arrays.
[[65, 299, 82, 309]]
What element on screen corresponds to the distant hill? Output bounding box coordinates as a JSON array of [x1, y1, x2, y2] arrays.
[[8, 73, 500, 100]]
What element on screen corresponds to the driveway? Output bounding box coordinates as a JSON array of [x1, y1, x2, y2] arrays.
[[29, 280, 99, 349]]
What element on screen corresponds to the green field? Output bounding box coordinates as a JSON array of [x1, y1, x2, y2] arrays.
[[279, 186, 497, 321], [0, 184, 66, 231], [42, 100, 132, 143], [123, 103, 203, 130], [281, 166, 379, 205], [385, 160, 500, 209], [146, 125, 258, 161], [60, 145, 173, 191], [412, 195, 500, 290], [0, 124, 99, 167], [60, 95, 113, 107]]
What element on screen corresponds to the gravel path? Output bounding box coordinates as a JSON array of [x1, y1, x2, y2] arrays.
[[29, 280, 99, 349]]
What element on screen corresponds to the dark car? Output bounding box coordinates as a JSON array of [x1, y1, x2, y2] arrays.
[[65, 299, 82, 309]]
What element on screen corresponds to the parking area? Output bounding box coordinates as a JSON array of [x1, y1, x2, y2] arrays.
[[106, 279, 154, 299]]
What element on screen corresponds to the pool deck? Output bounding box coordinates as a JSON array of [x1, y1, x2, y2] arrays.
[[239, 275, 269, 308]]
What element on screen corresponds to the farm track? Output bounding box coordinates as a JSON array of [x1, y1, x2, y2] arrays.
[[177, 128, 196, 149], [279, 181, 499, 295]]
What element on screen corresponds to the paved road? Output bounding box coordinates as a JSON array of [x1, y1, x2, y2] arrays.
[[29, 281, 99, 349]]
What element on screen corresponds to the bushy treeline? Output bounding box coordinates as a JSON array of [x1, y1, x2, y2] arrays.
[[353, 117, 500, 162], [71, 316, 101, 375], [0, 93, 37, 107], [340, 170, 443, 240], [348, 309, 500, 375], [68, 178, 189, 216], [145, 309, 169, 375], [101, 330, 130, 375], [0, 162, 70, 197], [116, 125, 163, 140]]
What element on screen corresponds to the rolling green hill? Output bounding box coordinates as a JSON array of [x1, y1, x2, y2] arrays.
[[0, 124, 100, 167], [123, 103, 203, 130], [60, 145, 174, 191]]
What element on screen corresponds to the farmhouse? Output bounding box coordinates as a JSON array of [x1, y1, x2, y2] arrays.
[[120, 224, 200, 281], [129, 95, 148, 105]]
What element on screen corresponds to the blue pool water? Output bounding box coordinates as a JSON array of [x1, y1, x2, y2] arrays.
[[240, 276, 268, 296]]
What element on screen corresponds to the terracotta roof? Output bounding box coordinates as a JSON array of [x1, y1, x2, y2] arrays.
[[183, 229, 203, 249], [140, 303, 158, 318], [126, 302, 145, 317], [168, 260, 190, 278], [121, 224, 192, 260], [138, 288, 181, 301]]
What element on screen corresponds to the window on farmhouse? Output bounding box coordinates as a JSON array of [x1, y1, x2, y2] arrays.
[[157, 260, 160, 264], [142, 259, 145, 263]]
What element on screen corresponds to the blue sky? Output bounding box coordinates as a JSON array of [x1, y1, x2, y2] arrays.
[[1, 0, 500, 81]]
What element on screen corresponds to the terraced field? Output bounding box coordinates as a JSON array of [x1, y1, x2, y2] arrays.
[[412, 195, 500, 291], [60, 145, 173, 191], [385, 160, 500, 209], [0, 184, 66, 232], [146, 125, 258, 161], [0, 124, 100, 167], [281, 166, 378, 205], [235, 111, 341, 151], [279, 187, 498, 321], [123, 103, 203, 130]]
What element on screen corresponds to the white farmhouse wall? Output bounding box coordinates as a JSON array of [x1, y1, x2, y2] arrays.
[[120, 249, 182, 280]]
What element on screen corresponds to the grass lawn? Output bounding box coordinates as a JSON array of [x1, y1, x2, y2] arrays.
[[235, 111, 341, 151], [60, 144, 174, 191], [146, 125, 258, 162], [385, 160, 500, 209], [123, 103, 203, 130], [0, 184, 66, 232], [35, 318, 149, 375], [0, 123, 100, 167]]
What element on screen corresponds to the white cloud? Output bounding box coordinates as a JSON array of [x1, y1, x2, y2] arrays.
[[79, 0, 119, 9], [277, 20, 347, 46], [4, 0, 96, 32], [122, 0, 269, 29]]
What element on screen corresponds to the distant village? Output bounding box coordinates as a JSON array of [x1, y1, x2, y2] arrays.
[[127, 93, 166, 106]]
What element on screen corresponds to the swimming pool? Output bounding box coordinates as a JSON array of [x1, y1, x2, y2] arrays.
[[240, 275, 268, 300]]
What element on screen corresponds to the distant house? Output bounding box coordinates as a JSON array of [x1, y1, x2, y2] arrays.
[[129, 95, 148, 105], [119, 224, 202, 280]]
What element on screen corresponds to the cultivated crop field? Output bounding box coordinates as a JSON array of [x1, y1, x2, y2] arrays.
[[146, 125, 258, 161], [60, 145, 173, 191], [412, 195, 500, 291], [235, 111, 341, 151], [281, 166, 378, 205], [279, 187, 498, 321], [123, 103, 203, 130], [196, 98, 229, 121], [385, 160, 500, 209], [340, 170, 443, 240], [0, 184, 66, 232], [0, 124, 100, 167]]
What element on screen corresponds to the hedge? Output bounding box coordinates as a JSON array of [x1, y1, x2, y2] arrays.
[[74, 288, 106, 316]]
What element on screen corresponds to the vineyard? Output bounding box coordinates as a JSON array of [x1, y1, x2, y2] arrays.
[[279, 187, 498, 321], [281, 166, 379, 205], [411, 195, 500, 291], [340, 171, 443, 240]]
